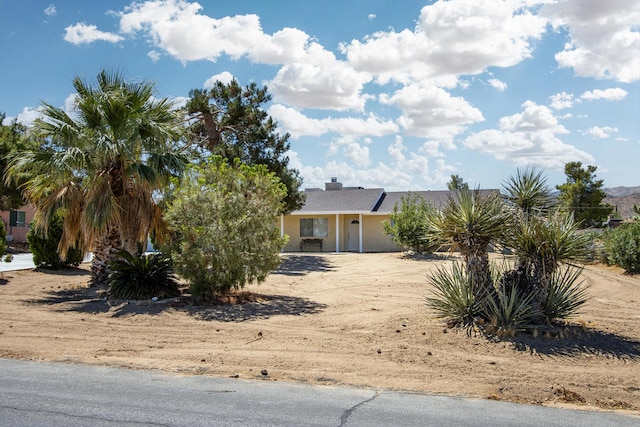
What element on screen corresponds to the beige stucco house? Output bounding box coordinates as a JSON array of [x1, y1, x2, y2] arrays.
[[278, 178, 453, 253]]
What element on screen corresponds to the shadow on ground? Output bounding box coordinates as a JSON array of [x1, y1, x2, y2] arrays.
[[24, 287, 326, 322], [34, 267, 91, 276], [187, 294, 327, 322], [505, 326, 640, 361], [272, 255, 335, 276]]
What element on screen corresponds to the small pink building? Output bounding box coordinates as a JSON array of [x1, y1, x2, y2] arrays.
[[0, 205, 36, 243]]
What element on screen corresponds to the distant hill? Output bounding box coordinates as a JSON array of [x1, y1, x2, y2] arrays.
[[604, 186, 640, 197], [604, 187, 640, 220]]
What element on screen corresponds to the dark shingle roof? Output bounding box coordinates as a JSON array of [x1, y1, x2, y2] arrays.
[[293, 188, 384, 214], [292, 188, 501, 215], [375, 191, 452, 214]]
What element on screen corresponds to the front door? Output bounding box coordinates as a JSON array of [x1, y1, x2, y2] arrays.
[[347, 220, 359, 252]]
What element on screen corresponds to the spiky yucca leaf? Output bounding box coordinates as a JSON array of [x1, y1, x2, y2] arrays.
[[483, 284, 538, 336], [544, 265, 589, 320], [425, 262, 486, 332]]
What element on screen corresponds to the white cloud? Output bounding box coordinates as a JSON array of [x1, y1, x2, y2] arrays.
[[380, 83, 484, 141], [499, 101, 568, 134], [147, 50, 162, 62], [584, 126, 618, 139], [44, 4, 57, 16], [64, 23, 124, 44], [488, 78, 507, 91], [12, 107, 45, 127], [464, 101, 593, 169], [327, 136, 371, 168], [268, 104, 398, 139], [344, 0, 547, 83], [549, 92, 575, 110], [268, 45, 373, 111], [580, 87, 628, 101], [542, 0, 640, 82], [204, 71, 235, 88], [368, 14, 376, 20]]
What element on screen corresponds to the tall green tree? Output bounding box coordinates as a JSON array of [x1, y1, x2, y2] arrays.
[[6, 70, 187, 286], [556, 162, 612, 227], [0, 113, 37, 210], [447, 174, 469, 191], [162, 156, 287, 300], [383, 192, 434, 253], [185, 80, 304, 213]]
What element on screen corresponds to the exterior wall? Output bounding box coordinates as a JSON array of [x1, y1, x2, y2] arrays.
[[281, 214, 337, 252], [281, 213, 402, 253], [362, 215, 401, 252], [0, 205, 36, 243]]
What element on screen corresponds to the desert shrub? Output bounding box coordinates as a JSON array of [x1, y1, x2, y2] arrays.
[[544, 265, 589, 320], [27, 214, 83, 269], [427, 260, 589, 335], [601, 221, 640, 273], [0, 220, 6, 258], [108, 250, 180, 300], [383, 193, 435, 253], [425, 262, 486, 333], [162, 156, 287, 300]]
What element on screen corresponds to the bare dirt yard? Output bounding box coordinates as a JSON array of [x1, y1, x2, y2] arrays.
[[0, 252, 638, 415]]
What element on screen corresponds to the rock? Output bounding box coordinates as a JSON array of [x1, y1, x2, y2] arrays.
[[261, 369, 268, 376]]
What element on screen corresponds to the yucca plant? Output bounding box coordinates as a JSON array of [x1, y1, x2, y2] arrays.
[[483, 283, 538, 336], [425, 262, 487, 333], [424, 188, 510, 296], [544, 265, 589, 321], [108, 250, 181, 300], [502, 168, 555, 217]]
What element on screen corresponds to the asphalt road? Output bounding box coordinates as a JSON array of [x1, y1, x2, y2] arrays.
[[0, 359, 637, 426]]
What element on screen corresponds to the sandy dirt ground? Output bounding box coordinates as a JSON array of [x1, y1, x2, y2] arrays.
[[0, 252, 638, 415]]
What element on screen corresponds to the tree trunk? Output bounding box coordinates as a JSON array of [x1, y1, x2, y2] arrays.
[[90, 225, 122, 287], [461, 238, 492, 299]]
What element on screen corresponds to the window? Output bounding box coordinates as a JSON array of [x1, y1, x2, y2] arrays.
[[300, 218, 328, 237], [9, 210, 26, 227]]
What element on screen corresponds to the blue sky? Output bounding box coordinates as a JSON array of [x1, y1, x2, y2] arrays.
[[1, 0, 639, 191]]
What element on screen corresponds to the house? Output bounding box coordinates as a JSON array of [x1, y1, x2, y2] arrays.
[[0, 205, 35, 243], [278, 178, 455, 253]]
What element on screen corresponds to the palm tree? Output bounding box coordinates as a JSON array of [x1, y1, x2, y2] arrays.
[[424, 187, 510, 296], [6, 70, 186, 286]]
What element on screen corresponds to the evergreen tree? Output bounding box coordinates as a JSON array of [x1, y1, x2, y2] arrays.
[[556, 162, 612, 228], [0, 113, 36, 210], [185, 80, 304, 213]]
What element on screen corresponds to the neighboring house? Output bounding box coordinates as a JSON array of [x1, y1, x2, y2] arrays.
[[0, 205, 35, 243], [279, 178, 455, 253]]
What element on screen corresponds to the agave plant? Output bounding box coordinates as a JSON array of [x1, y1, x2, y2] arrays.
[[108, 250, 181, 300]]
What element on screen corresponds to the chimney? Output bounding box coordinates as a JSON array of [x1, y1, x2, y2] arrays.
[[325, 177, 343, 191]]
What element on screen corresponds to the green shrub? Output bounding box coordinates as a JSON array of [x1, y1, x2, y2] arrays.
[[27, 214, 83, 269], [0, 220, 6, 258], [544, 265, 589, 320], [602, 222, 640, 273], [108, 250, 180, 300], [162, 157, 287, 300]]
